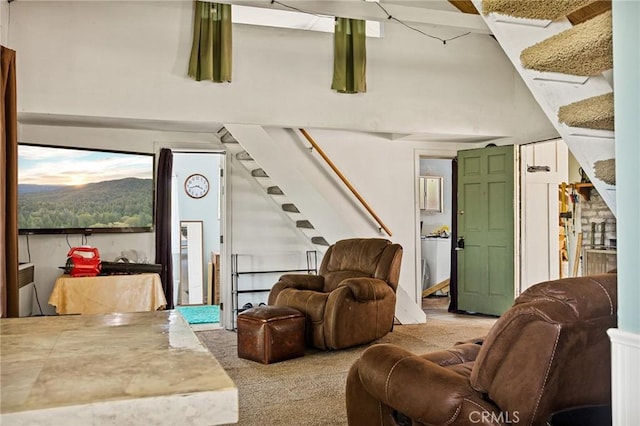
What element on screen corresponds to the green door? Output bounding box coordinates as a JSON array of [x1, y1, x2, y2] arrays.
[[457, 145, 515, 316]]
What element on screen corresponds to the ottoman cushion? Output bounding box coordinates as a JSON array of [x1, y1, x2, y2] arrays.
[[237, 305, 305, 364]]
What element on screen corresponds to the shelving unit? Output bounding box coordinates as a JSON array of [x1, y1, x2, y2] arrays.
[[573, 182, 594, 201], [230, 251, 318, 329]]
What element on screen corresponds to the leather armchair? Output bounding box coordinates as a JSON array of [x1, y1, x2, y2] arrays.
[[268, 238, 403, 350], [346, 274, 617, 425]]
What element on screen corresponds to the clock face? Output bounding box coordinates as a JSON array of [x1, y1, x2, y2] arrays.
[[184, 174, 210, 199]]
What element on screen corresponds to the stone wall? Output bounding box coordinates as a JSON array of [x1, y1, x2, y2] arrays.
[[581, 189, 616, 247]]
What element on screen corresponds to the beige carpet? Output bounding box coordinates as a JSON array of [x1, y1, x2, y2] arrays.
[[558, 92, 614, 130], [594, 158, 616, 185], [196, 313, 496, 426], [482, 0, 593, 21], [520, 10, 612, 76]]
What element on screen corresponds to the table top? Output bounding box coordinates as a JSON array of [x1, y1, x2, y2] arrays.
[[49, 273, 167, 315], [0, 311, 238, 425]]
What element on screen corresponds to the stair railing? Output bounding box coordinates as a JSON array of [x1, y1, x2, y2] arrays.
[[299, 128, 393, 237]]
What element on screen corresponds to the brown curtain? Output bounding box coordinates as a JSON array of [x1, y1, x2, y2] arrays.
[[188, 1, 232, 83], [331, 18, 367, 94], [1, 46, 19, 318], [155, 148, 174, 309]]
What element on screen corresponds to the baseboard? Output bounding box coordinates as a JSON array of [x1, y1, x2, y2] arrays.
[[607, 328, 640, 426], [190, 323, 222, 332]]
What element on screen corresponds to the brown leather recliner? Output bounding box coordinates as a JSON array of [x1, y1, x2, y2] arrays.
[[268, 238, 403, 350], [346, 274, 617, 425]]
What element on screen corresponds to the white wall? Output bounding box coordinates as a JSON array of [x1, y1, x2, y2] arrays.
[[8, 1, 556, 142], [229, 151, 319, 309], [9, 0, 560, 318], [288, 129, 466, 310], [419, 159, 453, 236], [223, 125, 457, 320], [17, 123, 326, 315], [16, 124, 219, 314], [0, 0, 8, 45]]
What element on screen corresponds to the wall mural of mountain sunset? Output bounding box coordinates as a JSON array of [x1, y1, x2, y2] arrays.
[[18, 144, 155, 234], [18, 178, 153, 231]]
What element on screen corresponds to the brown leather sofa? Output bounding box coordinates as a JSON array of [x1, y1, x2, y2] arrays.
[[346, 274, 617, 425], [268, 238, 403, 350]]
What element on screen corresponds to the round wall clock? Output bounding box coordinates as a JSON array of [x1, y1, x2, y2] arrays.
[[184, 173, 210, 199]]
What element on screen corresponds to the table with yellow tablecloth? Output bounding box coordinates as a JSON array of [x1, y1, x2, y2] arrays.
[[49, 273, 167, 314]]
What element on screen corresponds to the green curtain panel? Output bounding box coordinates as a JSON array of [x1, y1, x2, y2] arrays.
[[332, 18, 367, 94], [188, 1, 232, 83]]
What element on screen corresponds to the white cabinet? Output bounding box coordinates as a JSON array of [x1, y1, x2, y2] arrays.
[[421, 238, 451, 289]]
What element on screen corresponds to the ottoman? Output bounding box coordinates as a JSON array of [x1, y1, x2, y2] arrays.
[[237, 305, 305, 364]]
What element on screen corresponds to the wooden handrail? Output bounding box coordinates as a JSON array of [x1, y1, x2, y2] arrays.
[[299, 128, 393, 237]]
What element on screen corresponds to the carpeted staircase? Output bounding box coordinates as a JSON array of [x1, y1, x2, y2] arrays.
[[476, 0, 616, 214]]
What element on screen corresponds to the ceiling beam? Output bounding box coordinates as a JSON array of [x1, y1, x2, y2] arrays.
[[219, 0, 491, 34], [448, 1, 480, 15]]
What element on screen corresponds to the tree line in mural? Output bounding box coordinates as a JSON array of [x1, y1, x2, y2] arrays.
[[18, 178, 153, 230]]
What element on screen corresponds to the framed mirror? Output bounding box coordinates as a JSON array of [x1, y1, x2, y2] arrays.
[[179, 220, 204, 305], [419, 176, 444, 212]]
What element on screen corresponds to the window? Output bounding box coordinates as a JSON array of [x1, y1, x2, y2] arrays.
[[232, 5, 383, 38]]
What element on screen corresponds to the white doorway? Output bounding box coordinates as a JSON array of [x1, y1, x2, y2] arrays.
[[416, 156, 454, 301], [171, 151, 226, 307]]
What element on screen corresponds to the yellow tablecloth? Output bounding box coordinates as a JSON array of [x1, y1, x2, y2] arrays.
[[49, 273, 167, 314]]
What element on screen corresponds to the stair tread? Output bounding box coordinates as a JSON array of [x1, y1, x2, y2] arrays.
[[482, 0, 595, 21], [311, 237, 330, 246], [520, 10, 612, 76], [282, 204, 300, 213], [296, 220, 314, 229], [473, 0, 617, 216], [267, 186, 284, 195], [529, 70, 590, 84], [236, 151, 253, 161], [558, 92, 614, 131], [490, 14, 551, 28], [218, 128, 238, 144], [593, 158, 615, 186], [251, 168, 269, 178]]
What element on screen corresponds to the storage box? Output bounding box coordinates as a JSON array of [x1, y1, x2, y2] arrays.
[[237, 306, 305, 364]]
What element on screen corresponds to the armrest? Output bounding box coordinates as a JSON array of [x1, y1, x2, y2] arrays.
[[357, 343, 480, 424], [336, 277, 392, 302], [419, 343, 482, 366], [455, 337, 485, 346], [268, 274, 324, 305], [278, 274, 324, 291]]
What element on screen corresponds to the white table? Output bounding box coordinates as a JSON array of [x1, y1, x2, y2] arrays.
[[49, 273, 167, 314]]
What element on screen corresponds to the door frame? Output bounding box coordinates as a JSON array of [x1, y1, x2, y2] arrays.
[[413, 147, 458, 304], [416, 140, 568, 311], [156, 146, 229, 324]]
